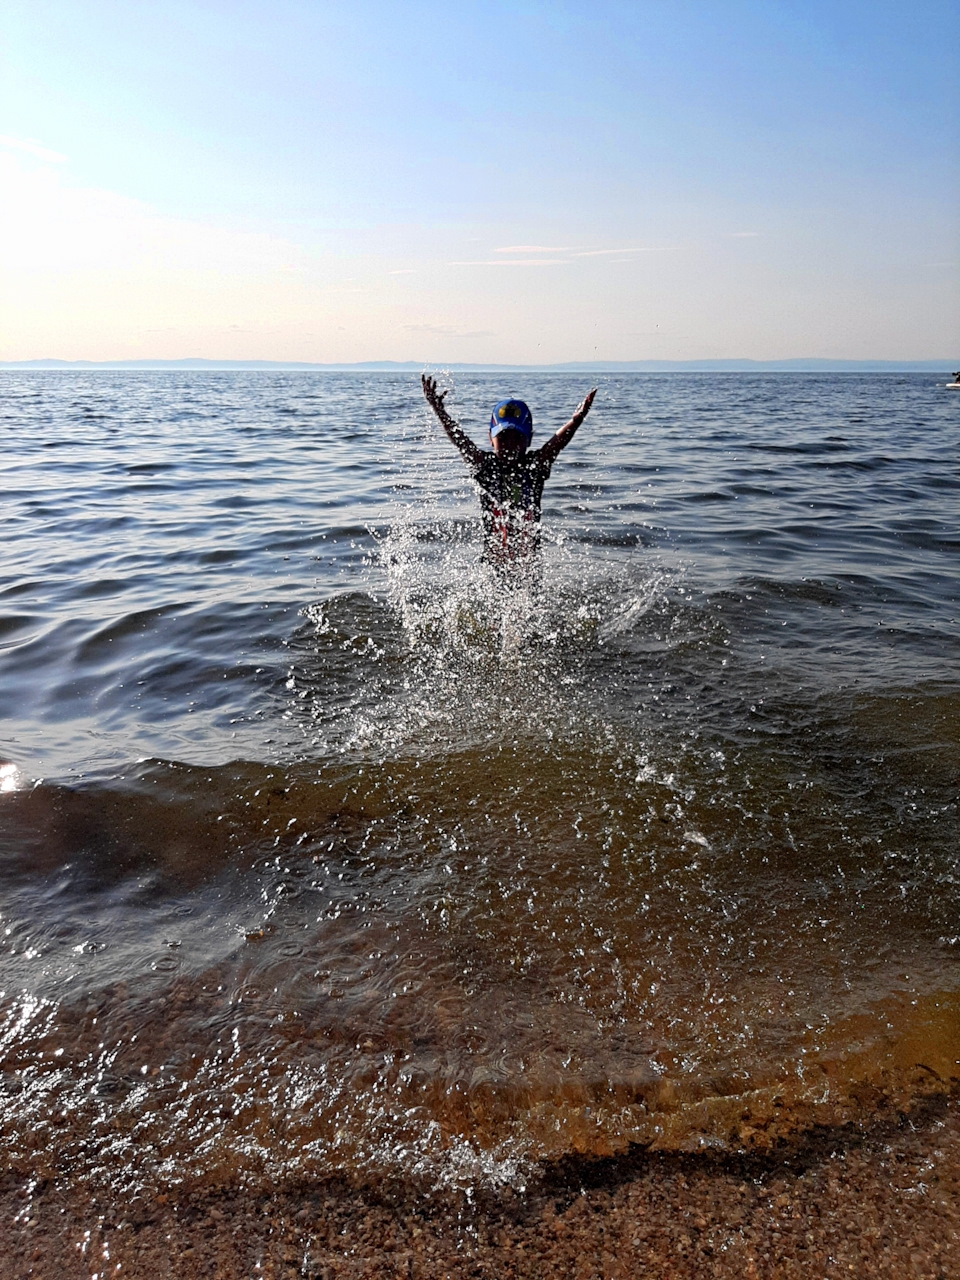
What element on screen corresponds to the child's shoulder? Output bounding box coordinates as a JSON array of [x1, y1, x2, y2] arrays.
[[527, 444, 555, 470]]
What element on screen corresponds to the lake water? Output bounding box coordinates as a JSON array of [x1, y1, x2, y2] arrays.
[[1, 370, 958, 1195]]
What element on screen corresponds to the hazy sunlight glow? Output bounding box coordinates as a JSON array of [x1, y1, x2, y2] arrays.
[[0, 0, 957, 363]]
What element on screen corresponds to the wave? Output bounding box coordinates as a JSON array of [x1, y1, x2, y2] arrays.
[[2, 669, 959, 1189]]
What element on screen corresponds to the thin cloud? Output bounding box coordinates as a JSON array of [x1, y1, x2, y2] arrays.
[[574, 246, 676, 256], [494, 245, 574, 253], [0, 135, 67, 164], [493, 244, 677, 258], [388, 268, 415, 275], [729, 231, 761, 237], [448, 259, 567, 267]]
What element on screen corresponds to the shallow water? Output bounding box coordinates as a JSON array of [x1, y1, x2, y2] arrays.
[[1, 371, 958, 1191]]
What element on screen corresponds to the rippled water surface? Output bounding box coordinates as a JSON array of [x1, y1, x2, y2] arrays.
[[1, 371, 958, 1192]]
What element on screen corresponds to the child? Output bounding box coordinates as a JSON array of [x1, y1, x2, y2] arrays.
[[421, 374, 597, 580]]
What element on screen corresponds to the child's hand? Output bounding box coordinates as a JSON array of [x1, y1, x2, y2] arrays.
[[575, 387, 598, 423], [421, 374, 449, 413]]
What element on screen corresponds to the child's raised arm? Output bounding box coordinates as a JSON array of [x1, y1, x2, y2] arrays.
[[540, 388, 597, 464], [421, 375, 483, 467]]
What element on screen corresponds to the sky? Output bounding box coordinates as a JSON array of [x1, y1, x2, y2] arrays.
[[1, 0, 957, 364]]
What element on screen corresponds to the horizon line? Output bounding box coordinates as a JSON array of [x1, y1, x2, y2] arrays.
[[1, 357, 957, 374]]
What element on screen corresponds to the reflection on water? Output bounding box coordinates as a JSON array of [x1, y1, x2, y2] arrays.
[[0, 371, 958, 1192]]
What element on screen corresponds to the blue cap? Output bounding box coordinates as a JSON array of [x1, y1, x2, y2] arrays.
[[490, 399, 533, 440]]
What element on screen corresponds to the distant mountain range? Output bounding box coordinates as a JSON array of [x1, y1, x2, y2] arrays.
[[1, 358, 955, 373]]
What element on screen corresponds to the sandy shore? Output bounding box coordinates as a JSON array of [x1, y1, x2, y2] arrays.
[[5, 1096, 959, 1279]]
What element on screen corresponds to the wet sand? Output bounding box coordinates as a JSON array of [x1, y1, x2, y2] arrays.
[[5, 1095, 959, 1279]]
